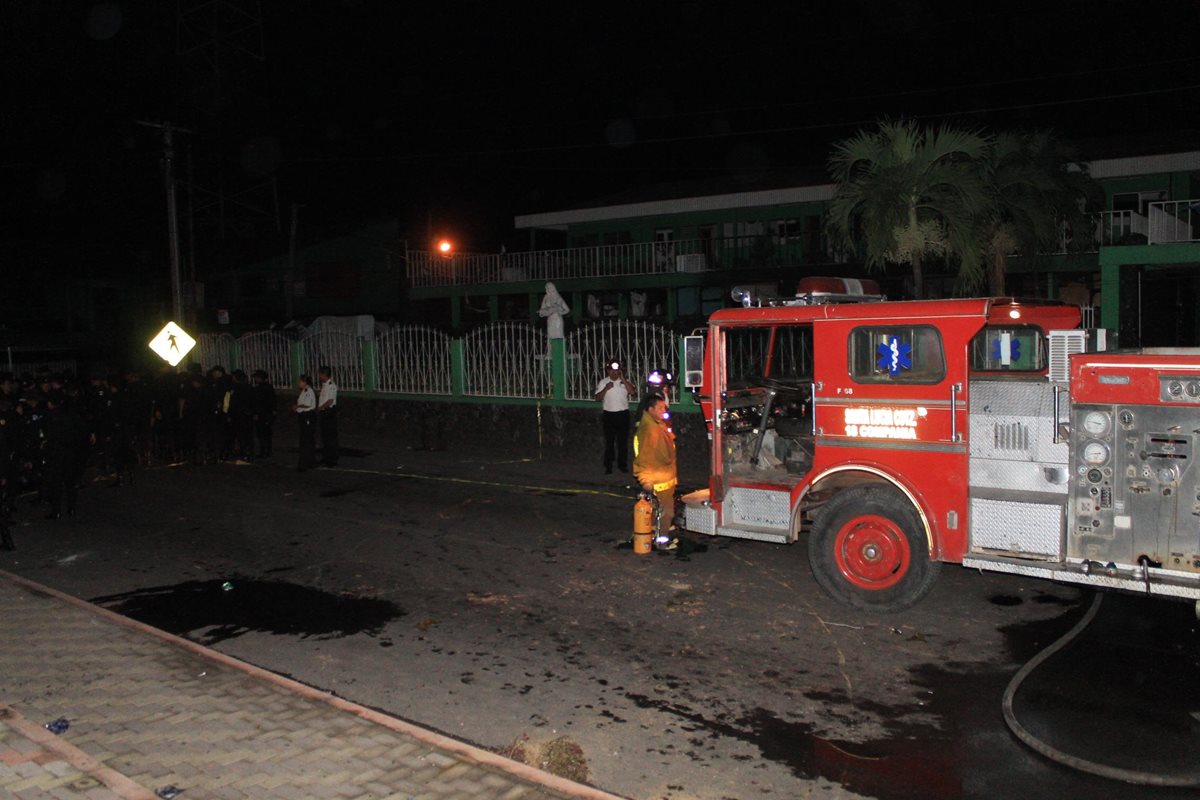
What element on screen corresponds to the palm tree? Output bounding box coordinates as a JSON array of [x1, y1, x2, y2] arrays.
[[827, 120, 991, 299], [982, 131, 1102, 296]]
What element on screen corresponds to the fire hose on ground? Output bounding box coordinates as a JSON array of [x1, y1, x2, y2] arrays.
[[1002, 591, 1200, 787]]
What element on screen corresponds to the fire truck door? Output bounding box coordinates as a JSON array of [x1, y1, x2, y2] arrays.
[[707, 324, 813, 543], [967, 380, 1069, 560]]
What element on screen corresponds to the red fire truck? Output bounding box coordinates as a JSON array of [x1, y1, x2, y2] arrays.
[[679, 278, 1200, 612]]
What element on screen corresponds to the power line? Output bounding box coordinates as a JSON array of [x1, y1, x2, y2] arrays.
[[413, 52, 1200, 139], [287, 81, 1200, 164]]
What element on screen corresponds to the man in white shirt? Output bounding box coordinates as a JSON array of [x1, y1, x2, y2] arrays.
[[292, 374, 317, 471], [317, 365, 339, 467], [593, 359, 635, 474]]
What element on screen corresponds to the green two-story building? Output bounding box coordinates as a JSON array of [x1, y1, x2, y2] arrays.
[[406, 149, 1200, 346]]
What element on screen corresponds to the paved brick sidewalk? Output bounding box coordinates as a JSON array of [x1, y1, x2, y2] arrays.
[[0, 572, 622, 800]]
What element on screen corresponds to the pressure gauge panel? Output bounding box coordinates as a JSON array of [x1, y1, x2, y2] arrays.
[[1081, 441, 1110, 466], [1159, 376, 1200, 403], [1082, 410, 1111, 437]]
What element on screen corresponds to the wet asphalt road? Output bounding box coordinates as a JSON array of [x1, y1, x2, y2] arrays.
[[2, 439, 1198, 800]]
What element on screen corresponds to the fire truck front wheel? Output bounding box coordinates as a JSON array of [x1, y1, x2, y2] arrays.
[[808, 485, 941, 612]]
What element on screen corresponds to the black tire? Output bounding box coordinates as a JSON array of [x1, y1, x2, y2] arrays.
[[808, 484, 941, 612]]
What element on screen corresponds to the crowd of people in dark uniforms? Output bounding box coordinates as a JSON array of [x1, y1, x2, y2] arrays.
[[0, 364, 278, 550]]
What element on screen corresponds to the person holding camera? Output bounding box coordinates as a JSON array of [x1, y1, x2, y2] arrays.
[[594, 358, 635, 474]]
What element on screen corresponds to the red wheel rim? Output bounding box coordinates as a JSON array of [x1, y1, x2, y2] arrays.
[[833, 513, 910, 590]]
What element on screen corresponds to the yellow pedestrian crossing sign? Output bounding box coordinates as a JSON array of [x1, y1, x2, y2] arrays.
[[149, 321, 196, 367]]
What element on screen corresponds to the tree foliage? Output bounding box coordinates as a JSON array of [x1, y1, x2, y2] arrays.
[[827, 121, 1101, 298], [982, 131, 1103, 295], [827, 120, 991, 298]]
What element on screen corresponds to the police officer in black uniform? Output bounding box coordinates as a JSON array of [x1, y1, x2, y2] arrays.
[[251, 370, 276, 458], [41, 392, 90, 519]]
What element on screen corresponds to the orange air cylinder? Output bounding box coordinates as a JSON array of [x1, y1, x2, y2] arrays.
[[632, 494, 654, 555]]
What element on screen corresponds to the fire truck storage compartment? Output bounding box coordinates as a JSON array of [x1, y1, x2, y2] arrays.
[[721, 487, 792, 535], [1068, 400, 1200, 574], [968, 379, 1070, 559], [720, 388, 813, 485], [682, 489, 716, 535]]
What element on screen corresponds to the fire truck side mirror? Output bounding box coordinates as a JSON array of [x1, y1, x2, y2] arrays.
[[683, 335, 704, 389]]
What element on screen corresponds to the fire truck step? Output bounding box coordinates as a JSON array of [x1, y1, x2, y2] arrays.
[[714, 526, 792, 544], [963, 555, 1200, 600]]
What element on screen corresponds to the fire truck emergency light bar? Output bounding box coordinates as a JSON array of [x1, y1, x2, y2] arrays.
[[732, 276, 885, 308]]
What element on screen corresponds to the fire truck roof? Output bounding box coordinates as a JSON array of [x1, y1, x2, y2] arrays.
[[709, 297, 1081, 330]]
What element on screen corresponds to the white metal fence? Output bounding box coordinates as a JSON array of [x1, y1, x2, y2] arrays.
[[195, 333, 237, 372], [301, 330, 365, 391], [565, 320, 678, 401], [7, 359, 80, 378], [238, 331, 294, 388], [376, 325, 453, 395], [462, 322, 550, 398]]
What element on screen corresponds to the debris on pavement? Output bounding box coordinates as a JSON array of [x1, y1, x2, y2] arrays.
[[156, 785, 183, 799], [43, 717, 69, 734], [496, 734, 590, 784]]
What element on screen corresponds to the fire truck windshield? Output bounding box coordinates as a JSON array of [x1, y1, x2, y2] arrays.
[[725, 325, 813, 390]]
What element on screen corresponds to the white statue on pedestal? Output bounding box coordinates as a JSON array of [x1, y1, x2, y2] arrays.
[[539, 282, 569, 340]]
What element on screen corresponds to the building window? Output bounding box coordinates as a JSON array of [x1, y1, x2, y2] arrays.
[[772, 219, 799, 242], [803, 216, 823, 262], [1111, 190, 1167, 215]]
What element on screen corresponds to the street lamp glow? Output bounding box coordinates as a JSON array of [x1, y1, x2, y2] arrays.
[[437, 239, 453, 255]]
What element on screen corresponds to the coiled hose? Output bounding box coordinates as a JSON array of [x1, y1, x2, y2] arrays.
[[1002, 591, 1200, 787]]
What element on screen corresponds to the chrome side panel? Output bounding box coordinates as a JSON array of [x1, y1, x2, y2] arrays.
[[968, 498, 1063, 558], [681, 489, 717, 536], [724, 487, 790, 530], [968, 380, 1068, 559]]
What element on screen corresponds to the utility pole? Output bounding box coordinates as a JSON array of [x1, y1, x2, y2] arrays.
[[286, 202, 302, 320], [139, 120, 192, 323]]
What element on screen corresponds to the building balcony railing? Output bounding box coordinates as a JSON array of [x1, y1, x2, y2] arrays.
[[1099, 200, 1200, 246], [407, 234, 838, 288], [408, 201, 1200, 289]]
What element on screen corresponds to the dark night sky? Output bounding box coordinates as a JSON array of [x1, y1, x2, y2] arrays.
[[4, 0, 1200, 282]]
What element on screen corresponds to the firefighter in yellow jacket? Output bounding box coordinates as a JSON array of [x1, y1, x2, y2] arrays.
[[633, 394, 678, 550]]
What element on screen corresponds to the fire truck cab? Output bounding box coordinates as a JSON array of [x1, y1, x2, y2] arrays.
[[680, 278, 1200, 612]]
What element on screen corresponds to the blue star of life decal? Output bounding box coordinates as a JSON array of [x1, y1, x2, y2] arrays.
[[876, 337, 912, 375], [991, 337, 1021, 363]]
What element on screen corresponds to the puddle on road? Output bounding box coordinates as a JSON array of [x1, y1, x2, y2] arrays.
[[627, 592, 1200, 799], [1009, 593, 1200, 778], [93, 578, 404, 645], [624, 692, 961, 799]]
